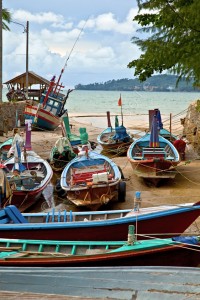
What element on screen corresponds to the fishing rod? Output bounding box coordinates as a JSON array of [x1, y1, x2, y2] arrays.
[[53, 17, 89, 93]]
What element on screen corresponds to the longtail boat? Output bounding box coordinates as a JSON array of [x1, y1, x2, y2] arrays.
[[0, 226, 199, 267], [97, 111, 133, 156], [0, 201, 199, 241], [127, 114, 180, 185], [2, 121, 53, 212], [1, 267, 199, 299], [49, 115, 93, 172], [60, 149, 125, 210], [24, 70, 73, 131]]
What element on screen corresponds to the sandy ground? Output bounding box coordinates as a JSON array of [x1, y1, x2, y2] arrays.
[[1, 116, 200, 235]]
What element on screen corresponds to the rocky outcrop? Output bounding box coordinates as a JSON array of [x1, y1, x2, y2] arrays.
[[183, 100, 200, 155]]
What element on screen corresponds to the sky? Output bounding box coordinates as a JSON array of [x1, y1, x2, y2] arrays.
[[3, 0, 141, 88]]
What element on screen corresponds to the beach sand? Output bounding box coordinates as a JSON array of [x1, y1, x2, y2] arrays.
[[1, 115, 200, 235]]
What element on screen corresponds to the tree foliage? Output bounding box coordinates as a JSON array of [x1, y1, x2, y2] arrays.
[[2, 8, 11, 31], [128, 0, 200, 86]]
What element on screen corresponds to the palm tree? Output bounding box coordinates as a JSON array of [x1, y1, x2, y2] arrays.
[[0, 4, 11, 102], [2, 8, 11, 31]]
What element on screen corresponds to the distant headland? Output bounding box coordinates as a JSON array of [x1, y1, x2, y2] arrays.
[[75, 74, 199, 92]]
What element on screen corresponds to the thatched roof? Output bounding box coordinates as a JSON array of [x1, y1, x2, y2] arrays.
[[4, 71, 50, 86]]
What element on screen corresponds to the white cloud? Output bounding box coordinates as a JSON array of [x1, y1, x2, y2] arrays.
[[12, 10, 64, 24], [4, 7, 140, 85], [78, 8, 139, 35]]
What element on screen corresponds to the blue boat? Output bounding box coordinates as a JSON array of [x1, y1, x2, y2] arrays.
[[24, 71, 73, 131], [127, 114, 180, 185], [0, 201, 200, 241], [97, 111, 133, 155], [60, 149, 125, 210]]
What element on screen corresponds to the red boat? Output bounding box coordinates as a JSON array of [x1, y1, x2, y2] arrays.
[[2, 121, 53, 212], [3, 150, 53, 212], [0, 202, 199, 241]]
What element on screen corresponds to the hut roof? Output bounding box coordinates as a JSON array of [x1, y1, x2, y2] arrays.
[[4, 71, 50, 86]]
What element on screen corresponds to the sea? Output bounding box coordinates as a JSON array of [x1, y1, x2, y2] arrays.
[[2, 88, 200, 130]]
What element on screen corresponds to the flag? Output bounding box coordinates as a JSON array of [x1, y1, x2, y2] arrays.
[[118, 95, 122, 106]]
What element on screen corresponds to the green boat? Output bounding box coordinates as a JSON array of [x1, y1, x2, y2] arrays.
[[0, 226, 199, 267]]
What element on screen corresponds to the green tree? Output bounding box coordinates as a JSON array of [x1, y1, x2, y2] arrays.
[[128, 0, 200, 86], [2, 8, 11, 31], [0, 5, 11, 103]]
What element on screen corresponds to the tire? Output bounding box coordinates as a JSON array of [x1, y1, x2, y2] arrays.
[[117, 165, 125, 179], [118, 181, 126, 202]]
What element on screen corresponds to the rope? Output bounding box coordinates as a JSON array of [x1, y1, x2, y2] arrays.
[[136, 233, 200, 253]]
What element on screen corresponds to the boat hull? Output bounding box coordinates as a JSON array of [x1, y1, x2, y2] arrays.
[[24, 105, 60, 131], [0, 204, 199, 241], [97, 127, 133, 155], [129, 159, 178, 184], [66, 184, 119, 210], [127, 133, 180, 184], [101, 141, 132, 155], [3, 151, 53, 212], [60, 151, 122, 210], [0, 243, 199, 267], [5, 190, 43, 212]]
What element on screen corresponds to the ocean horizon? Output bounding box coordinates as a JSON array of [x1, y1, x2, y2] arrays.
[[2, 88, 200, 132]]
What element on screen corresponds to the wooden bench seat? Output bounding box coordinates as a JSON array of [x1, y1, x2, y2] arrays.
[[72, 169, 107, 184]]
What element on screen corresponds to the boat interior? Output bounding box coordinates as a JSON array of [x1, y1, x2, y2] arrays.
[[5, 163, 46, 190], [131, 143, 176, 161], [66, 159, 115, 187]]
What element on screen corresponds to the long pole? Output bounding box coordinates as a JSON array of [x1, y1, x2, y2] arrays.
[[25, 21, 29, 99]]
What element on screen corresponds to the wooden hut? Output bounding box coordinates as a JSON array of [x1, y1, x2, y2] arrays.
[[4, 71, 50, 101]]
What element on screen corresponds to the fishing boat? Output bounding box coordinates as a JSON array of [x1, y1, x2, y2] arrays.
[[97, 111, 133, 156], [49, 136, 77, 172], [1, 267, 199, 299], [0, 225, 199, 267], [127, 114, 180, 185], [2, 120, 53, 212], [0, 201, 199, 241], [24, 70, 73, 131], [49, 116, 96, 172], [60, 148, 125, 210]]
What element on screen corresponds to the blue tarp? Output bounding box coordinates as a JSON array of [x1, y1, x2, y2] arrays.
[[172, 236, 199, 245]]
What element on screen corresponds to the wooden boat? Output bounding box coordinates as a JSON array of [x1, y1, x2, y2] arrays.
[[3, 150, 53, 212], [1, 267, 199, 300], [60, 149, 125, 210], [0, 201, 200, 241], [127, 114, 180, 185], [49, 137, 77, 172], [0, 227, 199, 267], [97, 111, 133, 155], [0, 138, 13, 161], [24, 71, 73, 131], [2, 122, 53, 212], [49, 115, 94, 172]]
